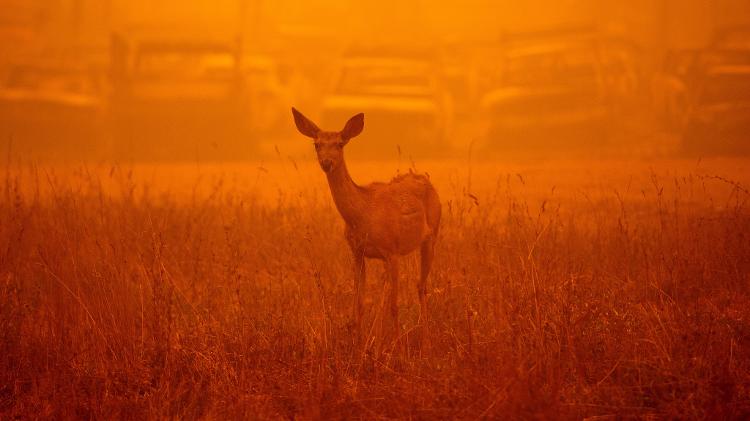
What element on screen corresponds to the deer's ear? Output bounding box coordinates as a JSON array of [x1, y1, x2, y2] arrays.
[[292, 107, 320, 139], [340, 113, 364, 144]]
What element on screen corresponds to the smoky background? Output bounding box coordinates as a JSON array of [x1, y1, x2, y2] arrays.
[[1, 0, 749, 162]]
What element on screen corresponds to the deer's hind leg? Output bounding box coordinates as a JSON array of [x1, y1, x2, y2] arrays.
[[352, 250, 366, 345], [417, 236, 436, 352], [385, 256, 400, 342], [419, 237, 435, 326]]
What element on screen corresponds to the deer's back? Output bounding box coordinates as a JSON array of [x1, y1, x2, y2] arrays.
[[347, 173, 440, 258]]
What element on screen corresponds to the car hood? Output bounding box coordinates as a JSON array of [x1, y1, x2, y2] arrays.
[[480, 85, 602, 111], [322, 94, 439, 114], [0, 88, 102, 108], [696, 100, 750, 112]]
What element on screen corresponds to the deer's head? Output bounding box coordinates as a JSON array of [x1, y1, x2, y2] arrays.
[[292, 108, 364, 173]]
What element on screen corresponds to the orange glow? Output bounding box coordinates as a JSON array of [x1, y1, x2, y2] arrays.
[[1, 2, 750, 419]]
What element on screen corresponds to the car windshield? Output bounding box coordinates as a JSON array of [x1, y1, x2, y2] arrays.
[[700, 71, 750, 104], [715, 30, 750, 50], [504, 47, 598, 87], [336, 60, 434, 97], [135, 51, 236, 81]]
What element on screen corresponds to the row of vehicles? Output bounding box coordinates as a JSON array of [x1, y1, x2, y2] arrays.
[[308, 28, 640, 156], [320, 26, 750, 157], [317, 29, 642, 158], [1, 26, 748, 160]]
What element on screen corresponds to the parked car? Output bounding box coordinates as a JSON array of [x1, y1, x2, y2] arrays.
[[0, 61, 106, 159], [651, 49, 700, 130], [652, 43, 750, 136], [674, 26, 750, 155], [438, 42, 480, 118], [682, 64, 750, 155], [319, 47, 450, 158], [478, 37, 609, 153], [242, 55, 292, 138], [599, 36, 642, 113], [109, 32, 252, 161]]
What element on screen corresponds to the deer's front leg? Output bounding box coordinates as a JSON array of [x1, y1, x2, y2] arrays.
[[385, 256, 400, 340], [353, 251, 366, 343]]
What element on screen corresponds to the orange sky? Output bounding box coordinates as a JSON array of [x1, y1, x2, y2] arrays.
[[3, 0, 750, 56]]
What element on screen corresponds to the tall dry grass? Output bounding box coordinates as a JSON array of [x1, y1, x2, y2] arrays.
[[1, 159, 749, 419]]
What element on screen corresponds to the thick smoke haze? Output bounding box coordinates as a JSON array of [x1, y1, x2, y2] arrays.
[[1, 0, 749, 161], [2, 2, 750, 420]]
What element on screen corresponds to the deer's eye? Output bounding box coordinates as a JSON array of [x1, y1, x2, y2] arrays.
[[314, 143, 321, 151]]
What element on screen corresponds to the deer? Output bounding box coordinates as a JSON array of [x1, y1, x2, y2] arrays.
[[291, 108, 441, 345]]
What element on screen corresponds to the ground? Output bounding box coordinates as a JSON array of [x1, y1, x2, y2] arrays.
[[1, 157, 749, 419]]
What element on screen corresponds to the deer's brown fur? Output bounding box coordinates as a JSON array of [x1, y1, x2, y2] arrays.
[[292, 107, 441, 344]]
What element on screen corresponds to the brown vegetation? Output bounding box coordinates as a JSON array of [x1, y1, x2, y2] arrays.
[[1, 160, 749, 419]]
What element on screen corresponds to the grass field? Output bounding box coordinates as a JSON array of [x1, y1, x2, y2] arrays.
[[1, 157, 749, 419]]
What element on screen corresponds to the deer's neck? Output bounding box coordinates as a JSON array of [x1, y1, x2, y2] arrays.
[[326, 160, 367, 226]]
